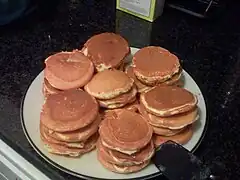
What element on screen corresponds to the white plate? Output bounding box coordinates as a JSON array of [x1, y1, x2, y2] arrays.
[[21, 47, 207, 180]]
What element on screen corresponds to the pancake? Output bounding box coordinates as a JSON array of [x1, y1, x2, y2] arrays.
[[99, 109, 153, 154], [41, 131, 98, 157], [98, 86, 137, 109], [132, 46, 180, 85], [161, 69, 182, 86], [44, 50, 94, 90], [151, 126, 184, 136], [125, 66, 151, 93], [40, 89, 99, 132], [98, 139, 154, 166], [82, 33, 130, 72], [40, 123, 85, 148], [84, 70, 134, 100], [42, 78, 62, 97], [46, 115, 101, 142], [153, 125, 193, 148], [139, 103, 199, 129], [140, 86, 198, 117], [97, 150, 150, 174]]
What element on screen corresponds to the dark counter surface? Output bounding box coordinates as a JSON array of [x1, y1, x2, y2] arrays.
[[0, 1, 239, 179]]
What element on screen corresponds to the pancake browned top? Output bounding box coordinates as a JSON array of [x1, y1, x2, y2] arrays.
[[83, 33, 130, 71], [132, 46, 180, 78], [45, 50, 93, 82], [99, 109, 153, 152], [140, 86, 197, 117], [41, 89, 99, 132]]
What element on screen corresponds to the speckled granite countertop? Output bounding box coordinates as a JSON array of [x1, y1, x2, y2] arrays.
[[0, 1, 239, 179]]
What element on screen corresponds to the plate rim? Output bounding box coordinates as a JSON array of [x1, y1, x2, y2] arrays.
[[20, 49, 208, 180]]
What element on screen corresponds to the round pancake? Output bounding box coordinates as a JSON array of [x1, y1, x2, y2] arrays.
[[40, 89, 99, 132], [151, 126, 184, 136], [82, 33, 130, 72], [99, 109, 153, 154], [40, 123, 85, 148], [98, 86, 137, 109], [97, 151, 150, 174], [47, 115, 101, 142], [125, 66, 151, 93], [140, 86, 198, 117], [44, 50, 94, 90], [139, 103, 199, 129], [161, 69, 182, 86], [42, 78, 62, 97], [153, 125, 193, 148], [84, 70, 134, 100], [41, 131, 98, 157], [132, 46, 180, 85], [98, 139, 154, 166]]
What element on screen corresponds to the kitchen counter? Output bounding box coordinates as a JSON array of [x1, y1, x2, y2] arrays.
[[0, 1, 239, 179]]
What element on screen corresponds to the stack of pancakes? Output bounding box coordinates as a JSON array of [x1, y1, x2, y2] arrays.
[[40, 89, 100, 157], [98, 109, 154, 173], [84, 69, 137, 109], [139, 86, 198, 148], [43, 50, 94, 97], [82, 33, 130, 72], [126, 46, 183, 93]]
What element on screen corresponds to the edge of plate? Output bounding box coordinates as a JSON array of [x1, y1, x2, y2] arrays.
[[20, 70, 208, 180]]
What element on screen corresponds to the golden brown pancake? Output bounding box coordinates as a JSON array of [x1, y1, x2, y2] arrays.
[[139, 103, 198, 129], [97, 150, 150, 174], [40, 89, 99, 132], [125, 66, 151, 93], [98, 86, 137, 109], [140, 86, 198, 117], [132, 46, 180, 85], [41, 130, 98, 157], [99, 109, 153, 154], [40, 123, 85, 148], [42, 78, 62, 97], [97, 139, 154, 166], [44, 50, 94, 90], [84, 70, 134, 100], [82, 33, 130, 72], [153, 125, 193, 148], [46, 115, 101, 142], [151, 126, 184, 136]]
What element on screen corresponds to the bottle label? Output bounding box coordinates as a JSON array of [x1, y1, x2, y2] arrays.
[[119, 0, 152, 17]]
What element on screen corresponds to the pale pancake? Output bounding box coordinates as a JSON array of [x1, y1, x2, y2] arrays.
[[97, 150, 150, 174], [47, 115, 101, 142], [84, 70, 134, 100], [40, 89, 99, 132], [82, 33, 130, 72], [139, 103, 199, 129], [99, 110, 153, 154], [98, 139, 154, 166], [140, 86, 198, 117], [153, 125, 193, 148], [41, 131, 98, 157], [44, 50, 94, 90], [98, 86, 137, 109]]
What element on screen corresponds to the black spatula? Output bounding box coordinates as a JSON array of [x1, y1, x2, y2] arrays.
[[152, 141, 225, 180]]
